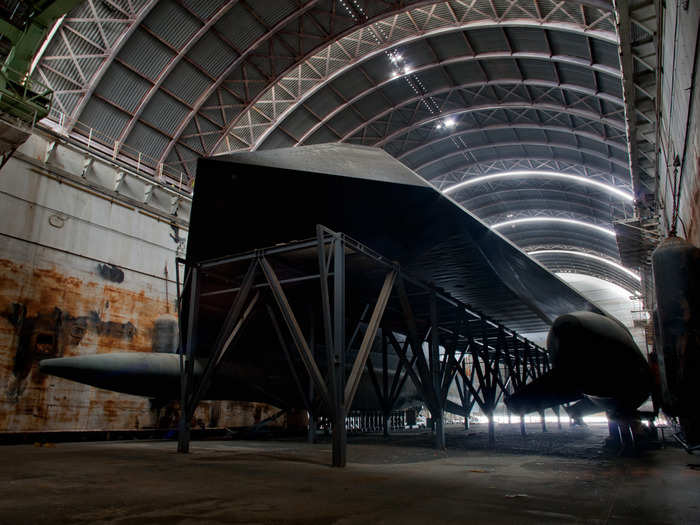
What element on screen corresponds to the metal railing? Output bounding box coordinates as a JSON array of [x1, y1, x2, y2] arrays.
[[40, 106, 196, 196]]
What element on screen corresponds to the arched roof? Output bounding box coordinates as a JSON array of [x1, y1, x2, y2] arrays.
[[32, 0, 655, 295]]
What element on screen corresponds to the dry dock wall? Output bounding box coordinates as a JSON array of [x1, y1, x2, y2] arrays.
[[0, 132, 283, 432]]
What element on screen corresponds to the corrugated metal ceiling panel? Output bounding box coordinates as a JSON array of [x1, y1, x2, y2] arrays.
[[124, 121, 171, 160], [215, 6, 267, 52], [80, 98, 130, 141], [182, 0, 229, 20], [142, 1, 201, 50], [94, 63, 151, 114], [186, 32, 237, 78], [141, 91, 190, 136], [467, 28, 507, 54], [119, 29, 175, 81], [162, 61, 212, 106]]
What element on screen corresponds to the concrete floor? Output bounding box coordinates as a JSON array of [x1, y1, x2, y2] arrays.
[[2, 424, 699, 524]]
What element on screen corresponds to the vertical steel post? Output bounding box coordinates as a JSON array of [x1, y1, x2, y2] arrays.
[[178, 265, 199, 453], [482, 319, 495, 449], [308, 312, 316, 443], [307, 355, 316, 443], [332, 235, 346, 467], [429, 290, 445, 450], [382, 332, 390, 438], [316, 226, 336, 400]]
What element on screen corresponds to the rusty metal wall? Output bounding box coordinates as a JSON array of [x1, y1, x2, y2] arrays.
[[0, 135, 281, 432]]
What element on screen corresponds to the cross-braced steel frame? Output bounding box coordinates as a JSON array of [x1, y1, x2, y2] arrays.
[[175, 225, 550, 466]]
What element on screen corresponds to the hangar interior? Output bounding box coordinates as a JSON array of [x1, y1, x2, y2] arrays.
[[0, 0, 699, 523]]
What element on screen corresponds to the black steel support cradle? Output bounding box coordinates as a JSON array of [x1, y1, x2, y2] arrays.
[[175, 226, 550, 466]]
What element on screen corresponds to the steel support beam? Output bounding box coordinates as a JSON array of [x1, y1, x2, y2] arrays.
[[331, 235, 346, 467], [260, 256, 333, 411], [615, 0, 642, 206], [185, 261, 260, 422], [344, 270, 396, 408], [178, 264, 199, 453], [429, 290, 445, 450]]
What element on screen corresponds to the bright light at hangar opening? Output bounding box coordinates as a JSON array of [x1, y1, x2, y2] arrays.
[[442, 171, 634, 202], [527, 249, 641, 281], [491, 217, 617, 237]]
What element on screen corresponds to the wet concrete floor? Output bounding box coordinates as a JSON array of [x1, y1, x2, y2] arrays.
[[1, 423, 699, 524]]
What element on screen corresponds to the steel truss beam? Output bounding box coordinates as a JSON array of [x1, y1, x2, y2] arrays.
[[529, 249, 641, 292], [32, 0, 159, 127], [414, 139, 629, 173], [210, 2, 618, 154], [613, 0, 659, 202], [431, 158, 629, 189], [33, 0, 620, 184], [395, 123, 627, 162], [463, 192, 629, 225], [370, 104, 626, 150], [497, 226, 620, 259], [296, 72, 624, 148], [364, 331, 415, 436], [157, 0, 439, 163]]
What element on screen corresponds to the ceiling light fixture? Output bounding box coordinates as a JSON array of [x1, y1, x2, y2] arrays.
[[442, 171, 633, 202], [442, 171, 634, 202], [528, 249, 641, 281], [491, 217, 616, 237]]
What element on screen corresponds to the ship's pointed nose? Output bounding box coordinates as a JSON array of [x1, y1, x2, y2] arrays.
[[38, 353, 185, 398], [39, 357, 83, 380]]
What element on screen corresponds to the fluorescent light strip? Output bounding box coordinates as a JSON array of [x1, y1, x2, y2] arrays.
[[528, 249, 641, 281], [491, 217, 616, 237], [442, 171, 633, 202]]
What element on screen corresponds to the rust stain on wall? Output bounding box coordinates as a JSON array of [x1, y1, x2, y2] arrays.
[[0, 258, 282, 432], [685, 156, 700, 247]]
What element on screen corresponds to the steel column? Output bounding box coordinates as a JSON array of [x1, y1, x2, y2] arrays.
[[178, 264, 199, 453], [331, 235, 346, 467], [429, 290, 445, 450]]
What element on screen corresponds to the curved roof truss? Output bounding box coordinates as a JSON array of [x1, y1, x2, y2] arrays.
[[414, 140, 629, 173], [295, 75, 623, 148], [30, 0, 644, 297], [459, 189, 630, 223], [394, 123, 627, 164], [529, 249, 641, 292], [33, 0, 618, 176], [245, 29, 622, 153], [432, 158, 629, 189], [495, 223, 621, 259]]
